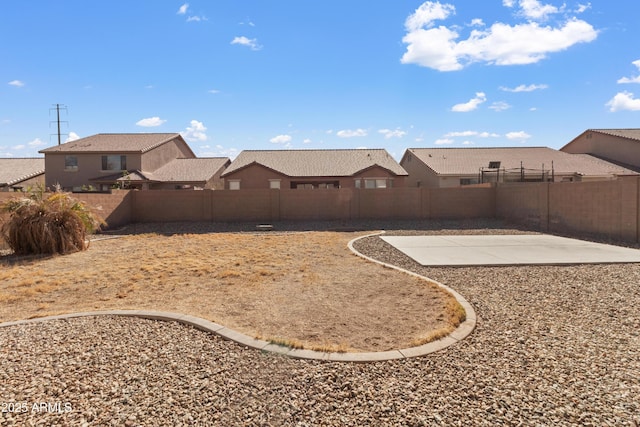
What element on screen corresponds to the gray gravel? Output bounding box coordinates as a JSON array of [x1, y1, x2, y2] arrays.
[[1, 221, 640, 426]]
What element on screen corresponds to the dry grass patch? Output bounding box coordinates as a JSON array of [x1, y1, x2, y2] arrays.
[[0, 231, 464, 352]]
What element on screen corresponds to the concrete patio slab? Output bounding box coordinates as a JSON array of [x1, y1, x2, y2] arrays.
[[381, 234, 640, 266]]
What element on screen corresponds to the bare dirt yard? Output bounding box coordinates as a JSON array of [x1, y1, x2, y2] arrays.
[[0, 229, 464, 352]]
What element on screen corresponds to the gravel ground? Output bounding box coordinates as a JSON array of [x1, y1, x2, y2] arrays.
[[1, 220, 639, 426]]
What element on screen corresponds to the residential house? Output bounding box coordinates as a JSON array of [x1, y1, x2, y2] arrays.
[[0, 158, 45, 191], [39, 133, 229, 191], [560, 129, 640, 171], [400, 147, 637, 188], [220, 149, 408, 189]]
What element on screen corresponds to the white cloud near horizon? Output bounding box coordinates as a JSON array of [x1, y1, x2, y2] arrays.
[[401, 1, 598, 71], [65, 132, 80, 142], [451, 92, 486, 112], [270, 134, 292, 144], [231, 36, 262, 51], [27, 138, 45, 147], [177, 3, 188, 15], [337, 129, 367, 138], [378, 128, 407, 139], [136, 117, 166, 127], [181, 120, 208, 142], [8, 80, 25, 87], [506, 130, 532, 141], [617, 59, 640, 84], [500, 83, 549, 92], [434, 138, 454, 145], [606, 91, 640, 112]]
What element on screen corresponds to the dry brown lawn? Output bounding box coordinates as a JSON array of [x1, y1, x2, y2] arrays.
[[0, 231, 464, 352]]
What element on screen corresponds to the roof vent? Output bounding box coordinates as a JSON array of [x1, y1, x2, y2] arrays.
[[488, 161, 501, 168]]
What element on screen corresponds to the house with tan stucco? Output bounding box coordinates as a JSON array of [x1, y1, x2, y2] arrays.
[[221, 149, 408, 190], [560, 129, 640, 171], [400, 147, 637, 188], [39, 133, 229, 191], [0, 158, 45, 191]]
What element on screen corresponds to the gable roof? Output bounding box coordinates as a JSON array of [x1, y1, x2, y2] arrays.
[[0, 158, 45, 186], [149, 158, 230, 183], [405, 147, 637, 176], [221, 149, 407, 177], [90, 158, 230, 184], [585, 129, 640, 141], [39, 133, 193, 155]]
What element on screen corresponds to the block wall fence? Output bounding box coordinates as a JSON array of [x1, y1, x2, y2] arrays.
[[1, 176, 638, 242]]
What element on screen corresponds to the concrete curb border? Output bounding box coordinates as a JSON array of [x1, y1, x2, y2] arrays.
[[0, 232, 476, 362]]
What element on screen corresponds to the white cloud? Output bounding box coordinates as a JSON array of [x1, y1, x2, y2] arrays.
[[231, 36, 262, 51], [136, 116, 166, 127], [462, 140, 475, 145], [518, 0, 560, 20], [187, 15, 207, 22], [444, 130, 478, 137], [181, 120, 208, 142], [12, 144, 25, 150], [500, 83, 549, 92], [303, 138, 312, 144], [177, 3, 188, 15], [503, 0, 515, 7], [489, 101, 512, 112], [378, 128, 407, 139], [606, 91, 640, 112], [65, 132, 80, 142], [434, 138, 454, 145], [405, 1, 456, 32], [208, 89, 221, 94], [337, 129, 367, 138], [451, 92, 486, 112], [506, 131, 532, 141], [8, 80, 24, 87], [270, 134, 292, 144], [576, 3, 591, 14], [27, 138, 45, 147], [617, 60, 640, 84], [478, 132, 501, 138], [401, 1, 597, 71]]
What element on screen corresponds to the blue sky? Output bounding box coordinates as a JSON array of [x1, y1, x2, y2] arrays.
[[1, 1, 639, 159]]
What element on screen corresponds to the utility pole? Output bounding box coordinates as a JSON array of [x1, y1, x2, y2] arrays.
[[49, 104, 68, 145]]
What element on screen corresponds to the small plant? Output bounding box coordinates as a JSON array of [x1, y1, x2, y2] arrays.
[[0, 186, 105, 255]]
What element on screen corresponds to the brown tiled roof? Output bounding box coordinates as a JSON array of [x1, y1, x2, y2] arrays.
[[406, 147, 637, 176], [150, 158, 230, 183], [90, 158, 230, 184], [0, 158, 45, 186], [39, 133, 189, 154], [589, 129, 640, 141], [221, 149, 407, 177]]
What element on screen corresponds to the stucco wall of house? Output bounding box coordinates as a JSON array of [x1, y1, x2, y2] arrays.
[[141, 138, 195, 172], [44, 153, 142, 190], [223, 164, 405, 189], [562, 132, 640, 169]]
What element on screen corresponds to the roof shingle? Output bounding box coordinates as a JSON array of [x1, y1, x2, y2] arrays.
[[222, 149, 407, 177], [39, 133, 186, 154], [406, 147, 637, 176], [0, 158, 45, 186]]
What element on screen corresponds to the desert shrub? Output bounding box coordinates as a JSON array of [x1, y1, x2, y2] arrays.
[[0, 187, 105, 255]]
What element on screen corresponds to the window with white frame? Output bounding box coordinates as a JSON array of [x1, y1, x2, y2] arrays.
[[363, 178, 388, 189]]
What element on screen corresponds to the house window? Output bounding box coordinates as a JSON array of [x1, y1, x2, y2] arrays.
[[355, 179, 361, 188], [64, 155, 78, 171], [228, 180, 240, 190], [364, 178, 388, 189], [269, 179, 281, 189], [102, 155, 127, 171]]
